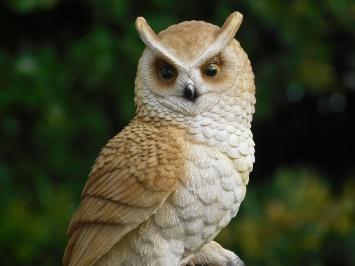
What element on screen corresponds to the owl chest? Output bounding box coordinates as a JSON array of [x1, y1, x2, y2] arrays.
[[152, 144, 246, 254]]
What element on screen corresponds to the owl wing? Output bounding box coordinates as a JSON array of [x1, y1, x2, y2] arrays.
[[63, 121, 184, 266]]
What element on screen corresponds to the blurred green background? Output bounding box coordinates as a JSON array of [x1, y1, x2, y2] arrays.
[[0, 0, 354, 265]]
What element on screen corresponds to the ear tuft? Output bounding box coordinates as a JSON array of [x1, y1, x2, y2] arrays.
[[219, 11, 243, 42], [135, 17, 160, 46], [135, 16, 184, 68], [190, 11, 244, 67]]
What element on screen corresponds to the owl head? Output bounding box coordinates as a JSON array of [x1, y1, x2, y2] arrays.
[[134, 12, 255, 121]]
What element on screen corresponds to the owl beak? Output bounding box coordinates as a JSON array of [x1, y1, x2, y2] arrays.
[[183, 84, 199, 102]]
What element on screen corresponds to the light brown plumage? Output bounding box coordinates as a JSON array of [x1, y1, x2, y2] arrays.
[[63, 11, 254, 266], [63, 119, 185, 266]]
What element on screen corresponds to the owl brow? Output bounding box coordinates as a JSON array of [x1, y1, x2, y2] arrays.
[[202, 55, 223, 66], [154, 57, 177, 68]]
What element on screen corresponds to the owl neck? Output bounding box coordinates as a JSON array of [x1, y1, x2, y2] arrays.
[[134, 84, 254, 130], [134, 85, 255, 184], [134, 86, 255, 143]]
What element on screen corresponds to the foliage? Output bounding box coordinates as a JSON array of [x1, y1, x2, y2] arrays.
[[0, 0, 354, 265], [218, 168, 355, 266]]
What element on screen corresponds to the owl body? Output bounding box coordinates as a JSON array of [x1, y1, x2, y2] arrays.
[[64, 12, 255, 266], [95, 91, 254, 265]]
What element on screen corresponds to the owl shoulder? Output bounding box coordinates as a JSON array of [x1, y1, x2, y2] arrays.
[[84, 117, 187, 197]]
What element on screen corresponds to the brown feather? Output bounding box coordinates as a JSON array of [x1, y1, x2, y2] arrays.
[[63, 119, 185, 266]]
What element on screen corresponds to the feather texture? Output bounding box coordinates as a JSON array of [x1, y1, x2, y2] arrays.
[[63, 119, 185, 266], [63, 10, 255, 266]]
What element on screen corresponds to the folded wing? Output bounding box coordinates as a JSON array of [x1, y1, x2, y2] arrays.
[[63, 120, 184, 266]]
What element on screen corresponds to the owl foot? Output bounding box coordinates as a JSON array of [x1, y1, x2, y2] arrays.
[[181, 241, 245, 266]]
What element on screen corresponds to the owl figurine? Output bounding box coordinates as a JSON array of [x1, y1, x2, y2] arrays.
[[63, 11, 255, 266]]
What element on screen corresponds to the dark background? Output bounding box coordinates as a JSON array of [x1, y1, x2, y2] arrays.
[[0, 0, 354, 265]]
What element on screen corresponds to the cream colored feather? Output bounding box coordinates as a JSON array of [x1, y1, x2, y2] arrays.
[[63, 11, 255, 266]]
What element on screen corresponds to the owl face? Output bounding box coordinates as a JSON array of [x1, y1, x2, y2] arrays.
[[135, 12, 254, 118]]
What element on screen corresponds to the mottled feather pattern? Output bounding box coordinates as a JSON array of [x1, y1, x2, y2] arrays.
[[63, 11, 255, 266], [95, 78, 255, 265], [63, 120, 185, 266]]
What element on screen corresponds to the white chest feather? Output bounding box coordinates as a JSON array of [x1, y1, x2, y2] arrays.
[[151, 102, 255, 259], [164, 144, 246, 253], [108, 96, 255, 265]]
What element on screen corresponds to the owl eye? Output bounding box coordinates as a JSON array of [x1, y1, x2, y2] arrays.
[[204, 63, 219, 77], [159, 64, 176, 81]]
